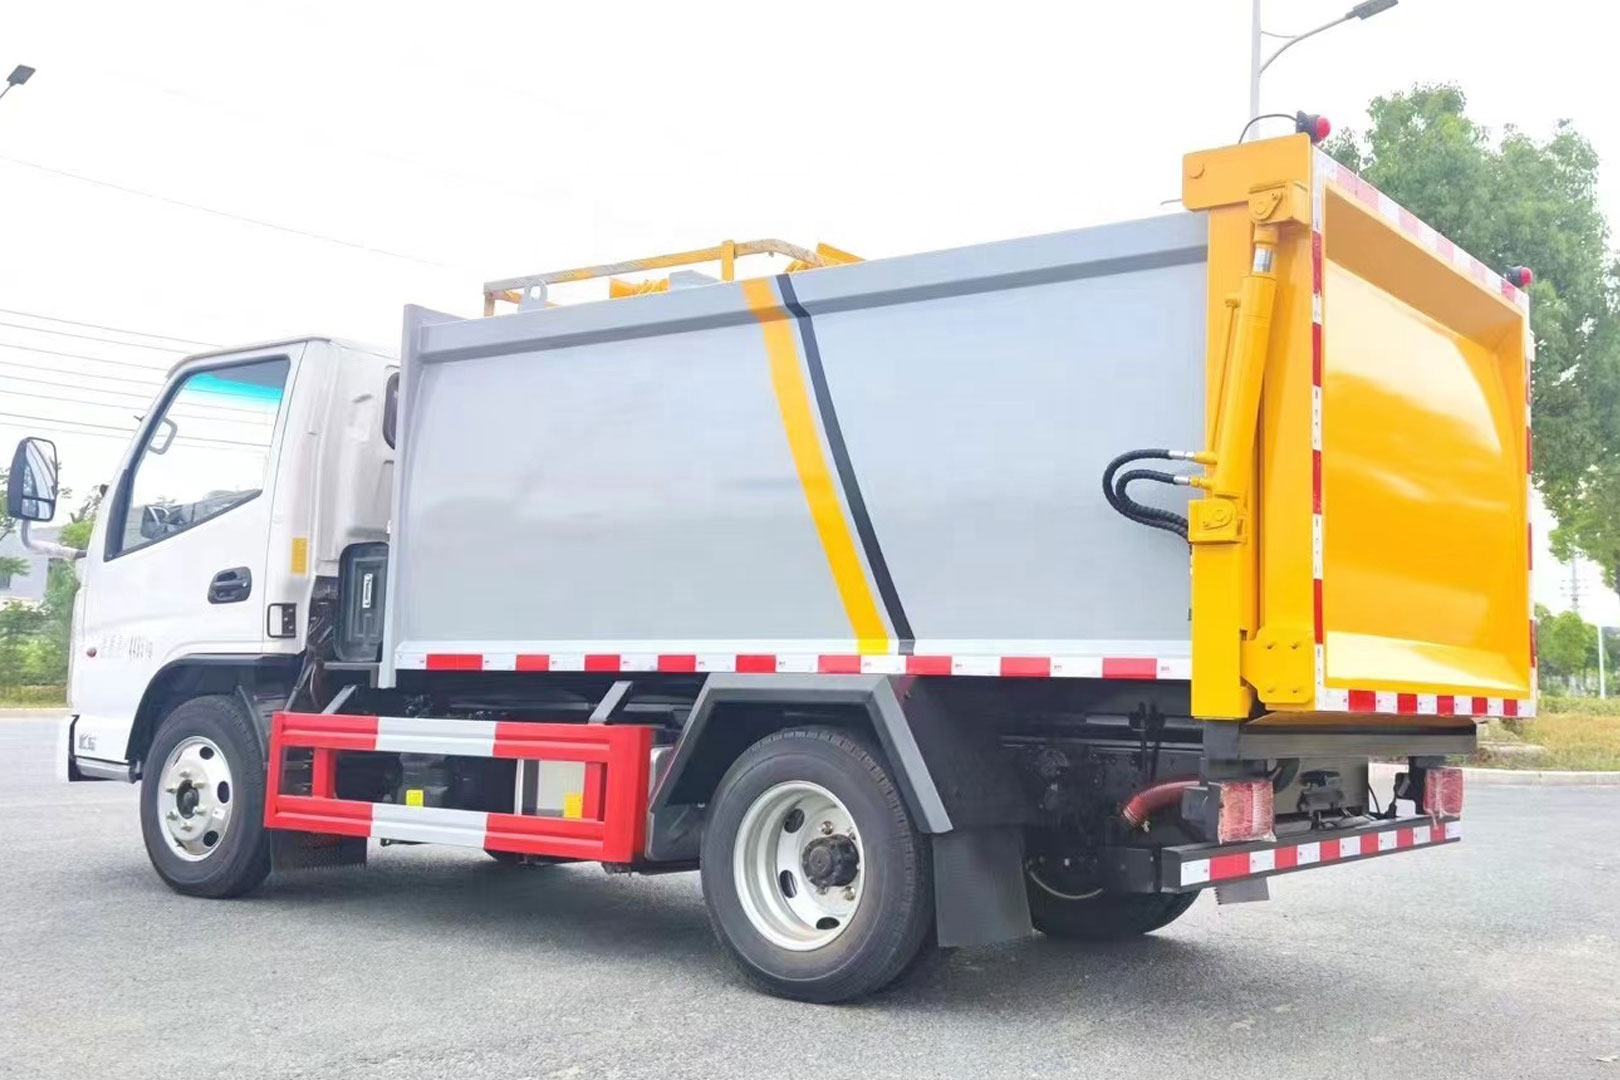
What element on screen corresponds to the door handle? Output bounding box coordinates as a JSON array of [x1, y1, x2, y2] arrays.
[[208, 567, 252, 604]]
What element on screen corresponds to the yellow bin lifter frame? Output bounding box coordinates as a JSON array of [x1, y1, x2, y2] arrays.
[[1183, 134, 1532, 723]]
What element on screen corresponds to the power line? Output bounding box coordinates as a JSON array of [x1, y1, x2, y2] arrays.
[[0, 358, 163, 389], [0, 383, 275, 422], [0, 318, 190, 353], [0, 340, 174, 374], [0, 154, 456, 269], [0, 411, 271, 451], [0, 306, 217, 348], [0, 370, 158, 399], [0, 369, 273, 420]]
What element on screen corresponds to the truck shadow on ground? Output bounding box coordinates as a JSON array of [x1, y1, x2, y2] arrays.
[[226, 849, 1335, 1019]]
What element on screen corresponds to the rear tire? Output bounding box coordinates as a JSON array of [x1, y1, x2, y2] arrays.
[[700, 726, 934, 1003], [1026, 874, 1198, 941], [140, 694, 272, 899]]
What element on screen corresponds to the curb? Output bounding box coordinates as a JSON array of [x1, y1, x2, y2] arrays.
[[1371, 761, 1620, 788]]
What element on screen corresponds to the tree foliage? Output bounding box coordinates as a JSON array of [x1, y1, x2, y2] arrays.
[[1324, 85, 1620, 589], [1535, 603, 1597, 687]]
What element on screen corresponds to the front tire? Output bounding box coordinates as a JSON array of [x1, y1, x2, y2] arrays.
[[700, 726, 934, 1003], [140, 694, 272, 898]]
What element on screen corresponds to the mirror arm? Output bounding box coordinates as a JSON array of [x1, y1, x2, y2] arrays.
[[20, 519, 84, 561]]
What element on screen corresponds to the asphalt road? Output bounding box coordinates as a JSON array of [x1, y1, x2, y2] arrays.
[[2, 712, 1617, 1079]]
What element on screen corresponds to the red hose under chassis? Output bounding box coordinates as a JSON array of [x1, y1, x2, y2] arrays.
[[1120, 776, 1200, 829]]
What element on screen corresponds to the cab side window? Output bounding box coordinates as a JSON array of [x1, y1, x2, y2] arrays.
[[113, 358, 290, 556]]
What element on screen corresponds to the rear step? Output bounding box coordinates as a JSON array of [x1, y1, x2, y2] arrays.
[[264, 712, 655, 863], [1103, 814, 1462, 894]]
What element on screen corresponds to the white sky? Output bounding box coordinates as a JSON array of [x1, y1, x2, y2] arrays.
[[2, 0, 1617, 620]]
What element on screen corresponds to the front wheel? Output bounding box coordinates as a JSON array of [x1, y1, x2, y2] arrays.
[[700, 726, 934, 1003], [139, 694, 272, 898]]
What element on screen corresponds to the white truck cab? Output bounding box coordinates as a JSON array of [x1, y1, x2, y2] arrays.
[[24, 338, 395, 779]]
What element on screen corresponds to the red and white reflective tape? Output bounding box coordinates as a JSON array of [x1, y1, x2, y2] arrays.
[[1177, 818, 1460, 888], [1308, 150, 1535, 720], [1313, 155, 1526, 306], [394, 643, 1194, 681]]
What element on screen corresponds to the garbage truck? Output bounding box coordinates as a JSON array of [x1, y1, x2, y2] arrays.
[[9, 131, 1534, 1002]]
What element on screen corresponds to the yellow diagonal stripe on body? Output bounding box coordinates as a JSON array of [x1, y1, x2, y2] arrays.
[[741, 277, 888, 655]]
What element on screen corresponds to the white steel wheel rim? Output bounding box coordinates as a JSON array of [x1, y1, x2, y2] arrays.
[[155, 736, 235, 862], [732, 781, 865, 951]]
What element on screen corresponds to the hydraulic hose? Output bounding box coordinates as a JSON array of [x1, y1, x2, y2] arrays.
[[1120, 775, 1200, 829], [1112, 468, 1190, 538], [1101, 449, 1197, 541]]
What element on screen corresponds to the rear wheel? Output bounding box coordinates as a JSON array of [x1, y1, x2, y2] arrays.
[[139, 694, 272, 898], [1025, 851, 1197, 940], [700, 726, 934, 1003]]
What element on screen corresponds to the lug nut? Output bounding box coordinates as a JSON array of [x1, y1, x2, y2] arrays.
[[843, 888, 856, 901], [820, 821, 833, 835], [164, 784, 177, 794]]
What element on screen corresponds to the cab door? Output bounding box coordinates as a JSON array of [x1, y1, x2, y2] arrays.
[[69, 349, 301, 768]]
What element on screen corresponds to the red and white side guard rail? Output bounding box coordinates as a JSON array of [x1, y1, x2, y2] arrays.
[[1162, 816, 1460, 891], [264, 712, 654, 863]]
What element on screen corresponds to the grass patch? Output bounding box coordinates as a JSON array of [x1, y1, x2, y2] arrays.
[[1480, 708, 1620, 771], [0, 685, 67, 708]]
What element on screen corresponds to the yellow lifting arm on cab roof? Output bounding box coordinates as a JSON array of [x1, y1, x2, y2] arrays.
[[482, 239, 863, 314]]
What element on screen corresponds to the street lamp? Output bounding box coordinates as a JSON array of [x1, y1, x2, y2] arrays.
[[1248, 1, 1397, 133], [0, 64, 35, 105]]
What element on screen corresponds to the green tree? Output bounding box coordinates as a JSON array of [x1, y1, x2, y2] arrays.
[[1535, 604, 1598, 690], [1325, 86, 1620, 590], [0, 466, 26, 587], [0, 601, 46, 689], [34, 490, 99, 685]]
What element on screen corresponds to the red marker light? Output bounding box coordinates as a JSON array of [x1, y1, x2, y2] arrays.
[[1507, 265, 1534, 287], [1295, 111, 1332, 144]]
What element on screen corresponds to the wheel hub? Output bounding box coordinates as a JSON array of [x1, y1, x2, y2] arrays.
[[155, 736, 235, 862], [732, 781, 865, 951], [801, 835, 859, 889]]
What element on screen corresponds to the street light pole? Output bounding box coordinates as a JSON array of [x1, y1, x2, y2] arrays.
[[1247, 1, 1398, 137], [1249, 0, 1264, 128], [0, 64, 35, 105]]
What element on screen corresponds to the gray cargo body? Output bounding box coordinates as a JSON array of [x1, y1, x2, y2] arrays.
[[382, 212, 1207, 684]]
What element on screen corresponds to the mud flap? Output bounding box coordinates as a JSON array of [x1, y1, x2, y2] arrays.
[[931, 826, 1032, 947], [271, 831, 367, 871]]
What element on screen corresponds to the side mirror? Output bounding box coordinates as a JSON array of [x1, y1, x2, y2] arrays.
[[6, 437, 59, 522]]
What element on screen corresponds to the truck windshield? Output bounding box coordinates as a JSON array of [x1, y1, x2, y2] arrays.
[[114, 357, 290, 555]]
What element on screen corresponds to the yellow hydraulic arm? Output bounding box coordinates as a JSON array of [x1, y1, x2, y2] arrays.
[[1182, 135, 1316, 720]]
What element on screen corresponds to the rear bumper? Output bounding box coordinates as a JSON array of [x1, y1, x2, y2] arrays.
[[1103, 814, 1461, 893]]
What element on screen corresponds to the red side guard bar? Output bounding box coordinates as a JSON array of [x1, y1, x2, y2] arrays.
[[264, 712, 655, 863]]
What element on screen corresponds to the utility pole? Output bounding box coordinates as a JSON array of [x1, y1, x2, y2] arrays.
[[1587, 625, 1600, 702], [1568, 557, 1582, 615]]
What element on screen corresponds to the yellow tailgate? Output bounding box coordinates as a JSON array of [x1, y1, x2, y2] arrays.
[[1183, 137, 1533, 722]]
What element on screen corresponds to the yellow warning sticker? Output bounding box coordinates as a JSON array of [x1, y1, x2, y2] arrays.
[[291, 536, 309, 576], [562, 792, 583, 819], [405, 788, 424, 808]]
